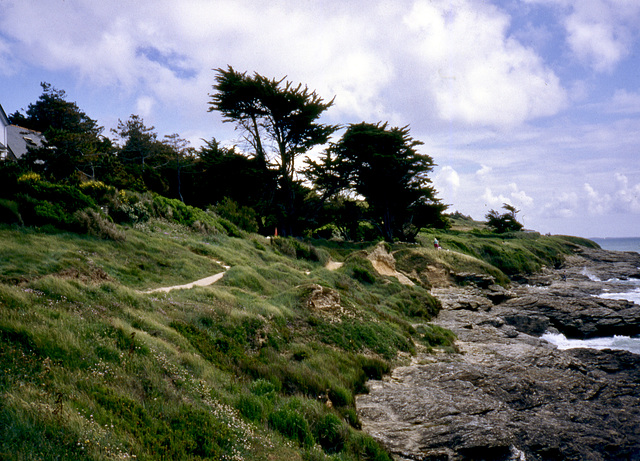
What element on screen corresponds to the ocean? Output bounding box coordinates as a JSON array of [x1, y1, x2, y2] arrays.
[[543, 238, 640, 354], [591, 237, 640, 253]]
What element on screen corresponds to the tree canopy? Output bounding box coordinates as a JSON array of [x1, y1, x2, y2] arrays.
[[209, 66, 337, 236], [2, 72, 454, 241], [306, 122, 448, 241], [12, 82, 112, 181], [485, 203, 524, 233]]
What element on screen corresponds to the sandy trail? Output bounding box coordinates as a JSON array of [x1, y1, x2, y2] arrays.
[[143, 272, 226, 293], [142, 258, 346, 294], [142, 260, 230, 294]]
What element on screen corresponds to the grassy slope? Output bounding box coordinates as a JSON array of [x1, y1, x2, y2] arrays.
[[0, 219, 596, 460]]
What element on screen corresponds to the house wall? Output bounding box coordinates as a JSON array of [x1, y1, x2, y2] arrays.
[[0, 104, 9, 160]]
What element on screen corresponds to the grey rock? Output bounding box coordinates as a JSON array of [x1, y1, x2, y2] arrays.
[[357, 247, 640, 460]]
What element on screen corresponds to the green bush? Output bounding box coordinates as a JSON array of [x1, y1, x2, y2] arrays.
[[152, 195, 223, 234], [269, 405, 314, 447], [346, 432, 393, 461], [271, 237, 330, 264], [417, 324, 457, 350], [251, 378, 280, 398], [236, 394, 265, 422], [74, 208, 125, 241], [314, 413, 346, 453], [213, 197, 259, 233], [0, 199, 23, 225]]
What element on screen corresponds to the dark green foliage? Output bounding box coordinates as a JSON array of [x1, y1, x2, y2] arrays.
[[15, 179, 97, 229], [93, 386, 232, 459], [213, 197, 259, 233], [352, 266, 376, 284], [485, 204, 524, 233], [346, 433, 393, 461], [307, 122, 447, 241], [236, 393, 266, 422], [269, 404, 315, 447], [314, 413, 347, 453], [15, 83, 113, 182], [387, 289, 441, 319], [271, 237, 330, 264], [210, 66, 337, 236], [313, 318, 414, 360], [171, 315, 269, 373], [417, 324, 457, 350], [359, 356, 391, 381], [0, 199, 23, 225]]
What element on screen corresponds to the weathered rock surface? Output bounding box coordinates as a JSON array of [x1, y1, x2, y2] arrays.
[[357, 246, 640, 460]]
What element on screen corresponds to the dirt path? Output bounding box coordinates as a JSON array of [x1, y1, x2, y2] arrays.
[[325, 260, 344, 271], [142, 258, 347, 294], [142, 260, 230, 294], [143, 272, 226, 294]]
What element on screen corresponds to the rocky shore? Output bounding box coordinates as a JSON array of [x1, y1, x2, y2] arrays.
[[357, 246, 640, 460]]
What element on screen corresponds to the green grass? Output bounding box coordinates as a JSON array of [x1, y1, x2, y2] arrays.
[[0, 219, 594, 460]]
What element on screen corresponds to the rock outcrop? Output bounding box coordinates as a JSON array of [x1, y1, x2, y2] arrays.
[[357, 246, 640, 460]]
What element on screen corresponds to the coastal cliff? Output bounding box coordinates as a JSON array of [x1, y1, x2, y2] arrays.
[[357, 246, 640, 460]]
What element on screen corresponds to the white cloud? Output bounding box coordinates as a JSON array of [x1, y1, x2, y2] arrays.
[[509, 183, 535, 208], [614, 173, 640, 213], [135, 96, 155, 119], [403, 0, 567, 128], [476, 165, 493, 176], [546, 192, 580, 218], [434, 166, 461, 200], [565, 13, 624, 72], [607, 89, 640, 114], [483, 188, 511, 209], [525, 0, 640, 72], [584, 182, 612, 215]]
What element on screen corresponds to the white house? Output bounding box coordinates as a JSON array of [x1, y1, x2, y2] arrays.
[[0, 103, 46, 161], [0, 104, 9, 160]]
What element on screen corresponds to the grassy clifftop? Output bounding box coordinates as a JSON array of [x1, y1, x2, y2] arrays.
[[0, 219, 595, 460]]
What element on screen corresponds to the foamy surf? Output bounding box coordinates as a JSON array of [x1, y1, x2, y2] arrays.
[[542, 332, 640, 354]]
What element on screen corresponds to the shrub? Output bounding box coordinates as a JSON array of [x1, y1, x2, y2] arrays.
[[418, 324, 457, 350], [268, 405, 314, 447], [0, 199, 23, 225], [236, 394, 265, 422], [389, 290, 440, 319], [352, 266, 376, 284], [74, 208, 125, 241], [17, 172, 41, 183], [251, 378, 279, 398], [78, 180, 117, 202], [15, 180, 97, 229], [346, 432, 392, 461], [314, 413, 346, 453], [271, 237, 329, 264], [213, 197, 259, 233]]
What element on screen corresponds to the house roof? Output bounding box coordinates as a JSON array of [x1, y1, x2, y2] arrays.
[[0, 104, 9, 128], [6, 125, 46, 160]]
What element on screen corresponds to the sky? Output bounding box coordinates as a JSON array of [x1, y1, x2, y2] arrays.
[[1, 0, 639, 238]]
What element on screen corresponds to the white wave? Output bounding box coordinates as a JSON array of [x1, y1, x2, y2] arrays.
[[597, 288, 640, 304], [542, 332, 640, 354], [581, 267, 601, 282]]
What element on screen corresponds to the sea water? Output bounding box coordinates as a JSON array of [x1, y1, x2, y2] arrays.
[[591, 237, 640, 253], [543, 241, 640, 354]]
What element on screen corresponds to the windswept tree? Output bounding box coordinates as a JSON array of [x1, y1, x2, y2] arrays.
[[112, 115, 173, 193], [12, 82, 113, 181], [209, 66, 337, 236], [485, 203, 524, 233], [162, 133, 193, 202], [307, 122, 447, 241]]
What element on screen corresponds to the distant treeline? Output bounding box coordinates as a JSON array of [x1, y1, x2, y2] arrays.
[[2, 70, 452, 240]]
